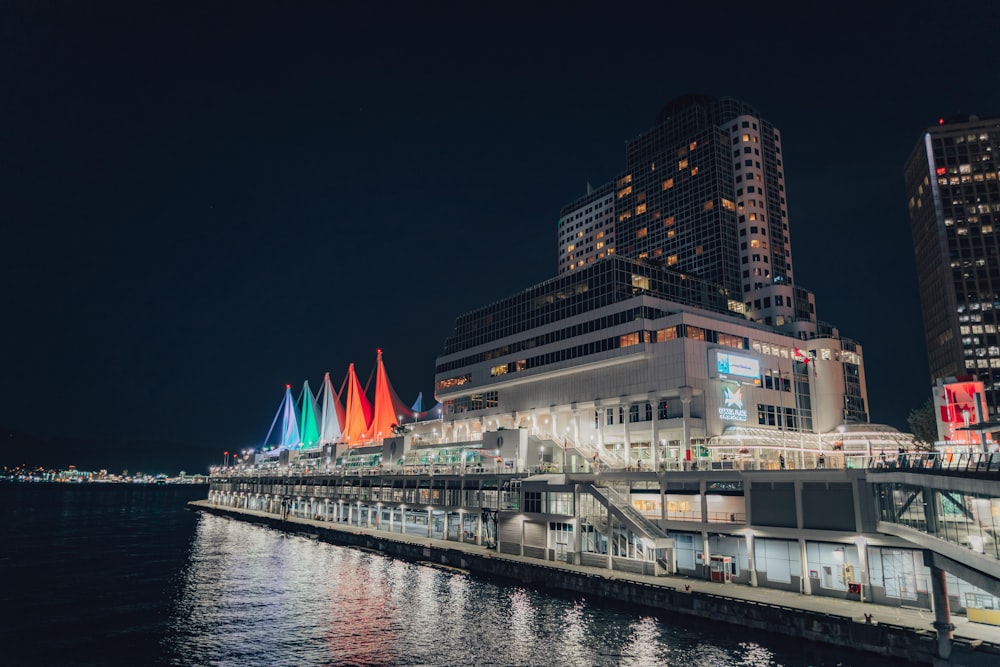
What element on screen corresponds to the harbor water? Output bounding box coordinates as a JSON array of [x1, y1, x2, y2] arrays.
[[1, 483, 896, 666]]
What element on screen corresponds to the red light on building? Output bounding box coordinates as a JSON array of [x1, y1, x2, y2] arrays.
[[939, 118, 945, 125], [936, 379, 987, 445], [936, 167, 947, 176]]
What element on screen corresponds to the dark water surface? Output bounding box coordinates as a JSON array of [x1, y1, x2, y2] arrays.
[[1, 484, 892, 666]]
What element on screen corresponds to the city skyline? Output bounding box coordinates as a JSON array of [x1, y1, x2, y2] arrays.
[[3, 3, 1000, 472]]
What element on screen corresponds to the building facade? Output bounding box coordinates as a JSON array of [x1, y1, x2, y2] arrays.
[[434, 256, 874, 469], [905, 115, 1000, 416]]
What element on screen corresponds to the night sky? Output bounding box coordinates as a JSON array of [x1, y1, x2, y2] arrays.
[[3, 3, 1000, 473]]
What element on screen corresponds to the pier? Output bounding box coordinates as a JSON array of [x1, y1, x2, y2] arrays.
[[201, 452, 1000, 666]]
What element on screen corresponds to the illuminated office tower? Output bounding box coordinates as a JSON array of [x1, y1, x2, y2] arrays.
[[905, 114, 1000, 414], [558, 94, 817, 338]]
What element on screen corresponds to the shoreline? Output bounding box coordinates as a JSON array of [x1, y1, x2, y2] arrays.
[[189, 499, 1000, 666]]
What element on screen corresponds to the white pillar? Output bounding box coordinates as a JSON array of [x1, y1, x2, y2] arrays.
[[623, 401, 632, 466], [650, 395, 660, 472], [597, 403, 606, 455], [680, 387, 693, 467]]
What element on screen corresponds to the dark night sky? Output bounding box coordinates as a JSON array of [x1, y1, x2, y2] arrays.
[[3, 2, 1000, 473]]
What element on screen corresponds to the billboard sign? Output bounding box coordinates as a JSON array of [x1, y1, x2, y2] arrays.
[[713, 350, 760, 383]]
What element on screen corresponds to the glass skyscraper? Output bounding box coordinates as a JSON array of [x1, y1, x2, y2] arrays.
[[905, 114, 1000, 415]]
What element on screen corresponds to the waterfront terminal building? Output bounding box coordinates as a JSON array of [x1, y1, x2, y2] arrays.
[[210, 96, 1000, 629], [209, 256, 997, 625]]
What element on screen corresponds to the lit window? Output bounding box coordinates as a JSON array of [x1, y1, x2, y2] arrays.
[[664, 215, 675, 227], [721, 198, 735, 211], [667, 255, 678, 265], [657, 326, 678, 341], [691, 167, 699, 176], [678, 159, 688, 171], [742, 134, 750, 142], [636, 203, 647, 214], [662, 178, 674, 190], [689, 141, 697, 151], [617, 185, 633, 198], [620, 332, 641, 347], [704, 200, 714, 211], [637, 227, 648, 238]]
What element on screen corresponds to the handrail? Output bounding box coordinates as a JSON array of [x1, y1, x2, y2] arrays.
[[866, 451, 1000, 475], [590, 484, 670, 539]]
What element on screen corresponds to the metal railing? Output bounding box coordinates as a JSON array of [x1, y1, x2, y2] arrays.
[[866, 451, 1000, 475], [590, 484, 670, 539]]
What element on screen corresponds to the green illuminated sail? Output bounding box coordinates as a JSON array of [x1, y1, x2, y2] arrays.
[[298, 380, 321, 448]]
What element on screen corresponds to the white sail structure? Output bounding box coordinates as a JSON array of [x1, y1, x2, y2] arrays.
[[319, 371, 344, 444]]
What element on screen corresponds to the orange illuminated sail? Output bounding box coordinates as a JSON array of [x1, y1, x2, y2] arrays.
[[365, 349, 415, 442], [341, 363, 373, 447]]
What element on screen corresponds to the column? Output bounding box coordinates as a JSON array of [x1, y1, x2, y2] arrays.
[[427, 510, 433, 538], [794, 479, 811, 594], [680, 387, 693, 467], [572, 408, 581, 473], [699, 479, 708, 522], [798, 538, 812, 594], [520, 517, 525, 557], [650, 396, 660, 472], [596, 402, 606, 456], [855, 538, 869, 603], [746, 532, 758, 587], [923, 487, 940, 536], [606, 514, 614, 570], [930, 565, 954, 660], [701, 531, 711, 579], [623, 401, 632, 467], [573, 486, 583, 565]]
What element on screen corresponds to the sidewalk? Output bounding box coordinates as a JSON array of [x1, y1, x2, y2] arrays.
[[191, 500, 1000, 647]]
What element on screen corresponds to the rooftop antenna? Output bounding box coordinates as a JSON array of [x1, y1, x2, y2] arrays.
[[586, 181, 592, 194]]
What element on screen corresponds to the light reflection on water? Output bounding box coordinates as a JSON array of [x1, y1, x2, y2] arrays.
[[2, 484, 894, 667], [161, 514, 868, 667]]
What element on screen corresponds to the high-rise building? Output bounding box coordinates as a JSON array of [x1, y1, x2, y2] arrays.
[[558, 94, 817, 339], [905, 114, 1000, 415]]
